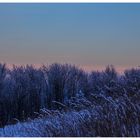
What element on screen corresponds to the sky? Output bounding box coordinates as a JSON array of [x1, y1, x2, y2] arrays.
[[0, 3, 140, 72]]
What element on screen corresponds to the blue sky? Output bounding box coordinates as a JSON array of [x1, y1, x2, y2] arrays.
[[0, 3, 140, 71]]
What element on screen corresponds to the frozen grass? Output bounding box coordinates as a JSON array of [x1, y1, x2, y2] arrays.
[[0, 95, 139, 137], [0, 109, 95, 137]]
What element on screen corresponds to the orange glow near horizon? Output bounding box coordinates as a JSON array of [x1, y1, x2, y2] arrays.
[[80, 65, 140, 74], [5, 63, 139, 74]]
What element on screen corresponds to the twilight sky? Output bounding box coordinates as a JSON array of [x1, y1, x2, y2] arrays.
[[0, 3, 140, 72]]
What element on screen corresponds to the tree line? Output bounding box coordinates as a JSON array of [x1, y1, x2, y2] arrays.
[[0, 63, 139, 127]]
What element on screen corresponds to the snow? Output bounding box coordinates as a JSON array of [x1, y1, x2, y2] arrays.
[[0, 64, 140, 137]]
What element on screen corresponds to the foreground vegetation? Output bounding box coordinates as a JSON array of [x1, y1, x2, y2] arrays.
[[0, 95, 139, 137], [0, 63, 139, 136]]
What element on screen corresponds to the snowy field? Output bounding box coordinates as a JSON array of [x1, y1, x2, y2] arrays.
[[0, 105, 139, 137], [0, 109, 97, 137]]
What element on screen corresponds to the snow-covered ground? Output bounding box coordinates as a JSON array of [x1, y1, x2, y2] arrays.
[[0, 105, 139, 137], [0, 109, 96, 137]]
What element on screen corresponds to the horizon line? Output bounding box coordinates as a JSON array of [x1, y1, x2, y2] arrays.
[[1, 62, 140, 74]]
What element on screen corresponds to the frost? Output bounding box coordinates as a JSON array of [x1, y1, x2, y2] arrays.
[[0, 63, 139, 136]]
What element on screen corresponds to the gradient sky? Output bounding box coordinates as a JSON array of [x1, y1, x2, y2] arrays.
[[0, 3, 140, 72]]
